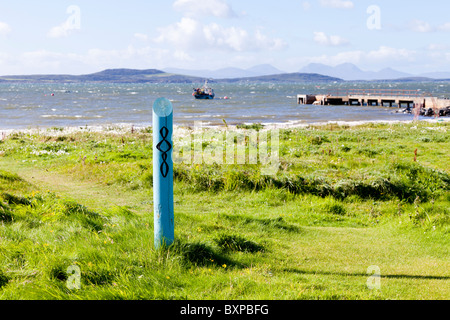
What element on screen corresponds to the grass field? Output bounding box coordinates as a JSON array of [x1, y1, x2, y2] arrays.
[[0, 120, 449, 300]]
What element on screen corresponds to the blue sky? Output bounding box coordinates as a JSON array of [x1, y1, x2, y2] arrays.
[[1, 0, 450, 75]]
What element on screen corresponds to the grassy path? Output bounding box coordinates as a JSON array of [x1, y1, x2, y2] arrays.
[[1, 158, 448, 300], [1, 158, 151, 213], [1, 123, 449, 299]]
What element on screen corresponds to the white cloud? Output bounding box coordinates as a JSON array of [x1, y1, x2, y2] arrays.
[[134, 33, 149, 41], [437, 22, 450, 32], [0, 52, 11, 67], [302, 1, 312, 11], [156, 17, 286, 52], [48, 23, 72, 38], [0, 22, 12, 36], [313, 31, 349, 46], [155, 18, 202, 49], [319, 0, 354, 9], [47, 5, 81, 38], [408, 20, 450, 33], [173, 0, 236, 18], [426, 43, 448, 51], [309, 51, 363, 66], [0, 45, 177, 75], [305, 46, 416, 67], [82, 46, 171, 68], [173, 50, 194, 62], [366, 46, 416, 62], [48, 19, 81, 38], [409, 20, 433, 33]]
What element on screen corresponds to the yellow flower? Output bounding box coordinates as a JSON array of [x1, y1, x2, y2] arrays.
[[222, 264, 227, 269]]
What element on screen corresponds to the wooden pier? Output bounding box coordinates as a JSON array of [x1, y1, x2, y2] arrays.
[[297, 89, 450, 110]]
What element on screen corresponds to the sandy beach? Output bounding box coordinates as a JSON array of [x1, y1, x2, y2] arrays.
[[1, 117, 449, 142]]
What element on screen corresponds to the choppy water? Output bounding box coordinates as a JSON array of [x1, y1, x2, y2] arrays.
[[1, 81, 449, 130]]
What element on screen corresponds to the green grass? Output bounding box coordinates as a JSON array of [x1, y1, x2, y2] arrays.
[[0, 121, 449, 300]]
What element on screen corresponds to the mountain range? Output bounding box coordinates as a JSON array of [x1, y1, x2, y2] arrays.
[[0, 68, 341, 83], [298, 63, 450, 81], [168, 63, 450, 81], [298, 63, 412, 81], [163, 64, 286, 79], [1, 63, 450, 83]]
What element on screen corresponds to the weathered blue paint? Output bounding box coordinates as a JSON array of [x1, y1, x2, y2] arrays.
[[153, 98, 174, 249]]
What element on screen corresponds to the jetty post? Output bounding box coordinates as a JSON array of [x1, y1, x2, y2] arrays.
[[153, 98, 174, 249]]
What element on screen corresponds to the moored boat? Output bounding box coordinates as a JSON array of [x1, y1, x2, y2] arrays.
[[193, 80, 215, 100]]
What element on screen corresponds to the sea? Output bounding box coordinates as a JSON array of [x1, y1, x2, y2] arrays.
[[1, 81, 449, 131]]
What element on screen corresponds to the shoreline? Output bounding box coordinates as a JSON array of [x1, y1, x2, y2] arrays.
[[1, 118, 449, 139]]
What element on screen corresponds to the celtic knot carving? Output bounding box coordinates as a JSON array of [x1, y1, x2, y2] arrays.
[[156, 126, 172, 178]]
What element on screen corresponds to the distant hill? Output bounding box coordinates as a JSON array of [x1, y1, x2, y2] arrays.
[[164, 64, 286, 79], [246, 64, 286, 76], [299, 63, 412, 81], [216, 72, 342, 83], [418, 72, 450, 79], [375, 76, 435, 83], [0, 69, 205, 84], [2, 66, 450, 84], [0, 68, 341, 84]]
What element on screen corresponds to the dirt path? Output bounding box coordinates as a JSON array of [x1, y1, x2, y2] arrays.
[[1, 159, 151, 213]]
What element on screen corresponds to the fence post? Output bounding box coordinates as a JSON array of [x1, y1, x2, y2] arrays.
[[153, 98, 174, 249]]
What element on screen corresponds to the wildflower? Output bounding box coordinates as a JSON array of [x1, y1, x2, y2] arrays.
[[222, 264, 227, 269]]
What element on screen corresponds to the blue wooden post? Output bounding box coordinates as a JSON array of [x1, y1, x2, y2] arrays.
[[153, 98, 174, 249]]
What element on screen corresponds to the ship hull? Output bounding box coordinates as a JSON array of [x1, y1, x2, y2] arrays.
[[194, 94, 215, 100]]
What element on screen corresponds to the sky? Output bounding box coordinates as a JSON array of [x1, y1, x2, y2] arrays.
[[1, 0, 450, 75]]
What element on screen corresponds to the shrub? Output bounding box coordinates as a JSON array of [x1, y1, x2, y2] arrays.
[[1, 193, 31, 206], [63, 200, 106, 232], [49, 264, 69, 282], [236, 123, 265, 131], [323, 199, 346, 215], [0, 202, 14, 222], [0, 270, 10, 289], [0, 171, 23, 183], [214, 234, 265, 253]]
